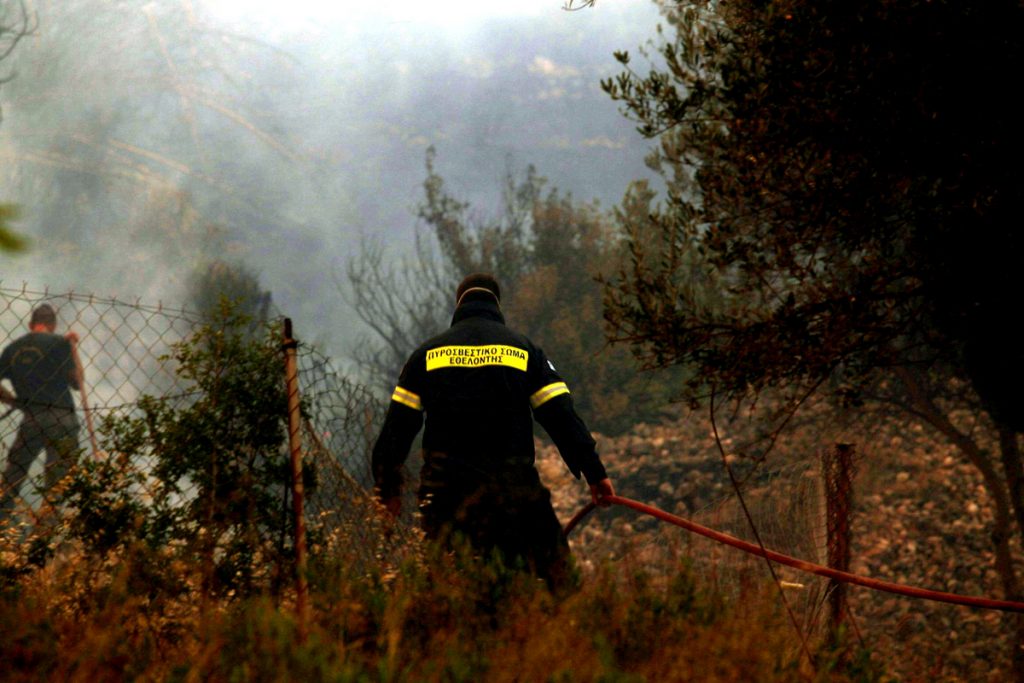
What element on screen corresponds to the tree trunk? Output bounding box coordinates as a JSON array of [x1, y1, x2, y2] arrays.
[[896, 368, 1023, 681], [998, 429, 1024, 682], [999, 429, 1024, 543]]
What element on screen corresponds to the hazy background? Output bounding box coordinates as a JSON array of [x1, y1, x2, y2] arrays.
[[0, 0, 663, 360]]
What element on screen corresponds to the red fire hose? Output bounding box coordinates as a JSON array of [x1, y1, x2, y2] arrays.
[[566, 495, 1024, 613]]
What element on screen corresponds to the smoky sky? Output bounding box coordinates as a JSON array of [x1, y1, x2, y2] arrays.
[[0, 0, 663, 359]]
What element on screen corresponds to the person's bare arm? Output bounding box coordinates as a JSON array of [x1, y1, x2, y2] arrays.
[[65, 331, 84, 390]]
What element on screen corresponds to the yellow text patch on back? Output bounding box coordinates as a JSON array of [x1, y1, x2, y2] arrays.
[[426, 345, 528, 371]]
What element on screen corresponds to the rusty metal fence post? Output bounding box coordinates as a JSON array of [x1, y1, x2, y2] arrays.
[[822, 442, 855, 640], [282, 318, 308, 632]]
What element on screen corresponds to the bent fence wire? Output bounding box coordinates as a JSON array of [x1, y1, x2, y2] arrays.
[[295, 343, 422, 569], [0, 284, 418, 579]]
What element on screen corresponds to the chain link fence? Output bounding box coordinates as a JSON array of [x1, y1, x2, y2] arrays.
[[0, 284, 419, 585], [0, 285, 855, 600], [295, 343, 422, 573]]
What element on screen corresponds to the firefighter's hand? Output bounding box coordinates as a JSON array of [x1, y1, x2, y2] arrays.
[[589, 478, 615, 508], [65, 331, 80, 345]]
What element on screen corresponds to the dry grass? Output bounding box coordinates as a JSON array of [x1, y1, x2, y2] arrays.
[[0, 533, 890, 682]]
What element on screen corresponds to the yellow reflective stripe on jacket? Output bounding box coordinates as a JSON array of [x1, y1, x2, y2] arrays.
[[530, 381, 570, 408], [425, 344, 528, 372], [391, 386, 423, 411]]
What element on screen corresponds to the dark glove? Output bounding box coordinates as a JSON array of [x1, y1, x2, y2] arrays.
[[589, 478, 615, 508]]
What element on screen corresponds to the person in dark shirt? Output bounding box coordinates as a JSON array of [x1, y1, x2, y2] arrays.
[[372, 273, 614, 590], [0, 304, 82, 518]]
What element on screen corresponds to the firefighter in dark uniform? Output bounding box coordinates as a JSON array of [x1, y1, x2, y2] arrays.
[[372, 273, 615, 590]]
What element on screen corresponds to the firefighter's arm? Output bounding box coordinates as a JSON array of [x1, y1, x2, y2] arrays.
[[536, 396, 615, 507], [371, 387, 424, 515], [529, 350, 614, 505], [533, 392, 609, 485]]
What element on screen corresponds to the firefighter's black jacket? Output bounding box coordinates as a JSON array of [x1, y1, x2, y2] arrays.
[[371, 295, 607, 501]]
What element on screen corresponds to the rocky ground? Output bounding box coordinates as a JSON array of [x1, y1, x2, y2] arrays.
[[537, 414, 1017, 682]]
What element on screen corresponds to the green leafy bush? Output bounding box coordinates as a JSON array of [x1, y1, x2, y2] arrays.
[[59, 307, 296, 597]]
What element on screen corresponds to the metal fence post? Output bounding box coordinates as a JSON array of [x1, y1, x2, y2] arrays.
[[282, 318, 308, 633], [823, 442, 855, 640]]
